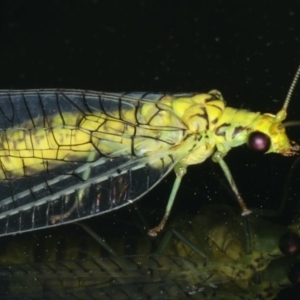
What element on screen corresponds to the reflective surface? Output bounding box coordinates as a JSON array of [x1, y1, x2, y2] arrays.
[[1, 197, 300, 299]]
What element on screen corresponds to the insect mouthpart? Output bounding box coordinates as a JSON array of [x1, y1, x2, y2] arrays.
[[284, 140, 300, 156]]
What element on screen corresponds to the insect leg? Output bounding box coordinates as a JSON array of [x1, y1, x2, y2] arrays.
[[212, 151, 252, 216], [49, 150, 96, 224], [75, 222, 119, 256], [148, 164, 187, 236]]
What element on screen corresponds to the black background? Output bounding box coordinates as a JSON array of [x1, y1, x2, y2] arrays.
[[1, 1, 300, 299]]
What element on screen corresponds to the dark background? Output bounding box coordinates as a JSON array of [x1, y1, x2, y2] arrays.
[[1, 1, 300, 298]]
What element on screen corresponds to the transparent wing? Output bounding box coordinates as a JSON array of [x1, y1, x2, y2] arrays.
[[0, 90, 185, 236], [0, 254, 228, 300]]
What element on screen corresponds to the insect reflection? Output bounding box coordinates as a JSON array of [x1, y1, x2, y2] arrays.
[[1, 199, 300, 300]]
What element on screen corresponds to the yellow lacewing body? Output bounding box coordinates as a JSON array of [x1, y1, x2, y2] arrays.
[[0, 204, 298, 299], [0, 66, 299, 236]]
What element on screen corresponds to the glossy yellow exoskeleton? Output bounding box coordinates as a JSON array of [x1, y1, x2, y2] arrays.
[[0, 66, 299, 236], [0, 204, 299, 299]]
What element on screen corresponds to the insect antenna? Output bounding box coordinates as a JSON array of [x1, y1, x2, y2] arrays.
[[282, 64, 300, 111], [281, 65, 300, 128], [276, 64, 300, 123], [282, 120, 300, 128]]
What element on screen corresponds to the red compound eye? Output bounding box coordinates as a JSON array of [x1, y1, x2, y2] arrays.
[[247, 131, 271, 153], [279, 231, 300, 255]]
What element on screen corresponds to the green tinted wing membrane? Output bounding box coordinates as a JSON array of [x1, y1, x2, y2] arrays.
[[0, 255, 227, 300], [0, 90, 177, 236]]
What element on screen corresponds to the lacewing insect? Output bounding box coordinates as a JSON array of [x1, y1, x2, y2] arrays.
[[0, 66, 299, 236], [1, 204, 299, 299]]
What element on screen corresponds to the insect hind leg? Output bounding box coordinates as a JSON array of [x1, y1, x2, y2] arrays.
[[49, 150, 96, 224], [148, 164, 187, 237]]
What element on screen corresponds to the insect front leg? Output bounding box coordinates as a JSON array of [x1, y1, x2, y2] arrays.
[[212, 151, 252, 216], [148, 163, 187, 237]]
